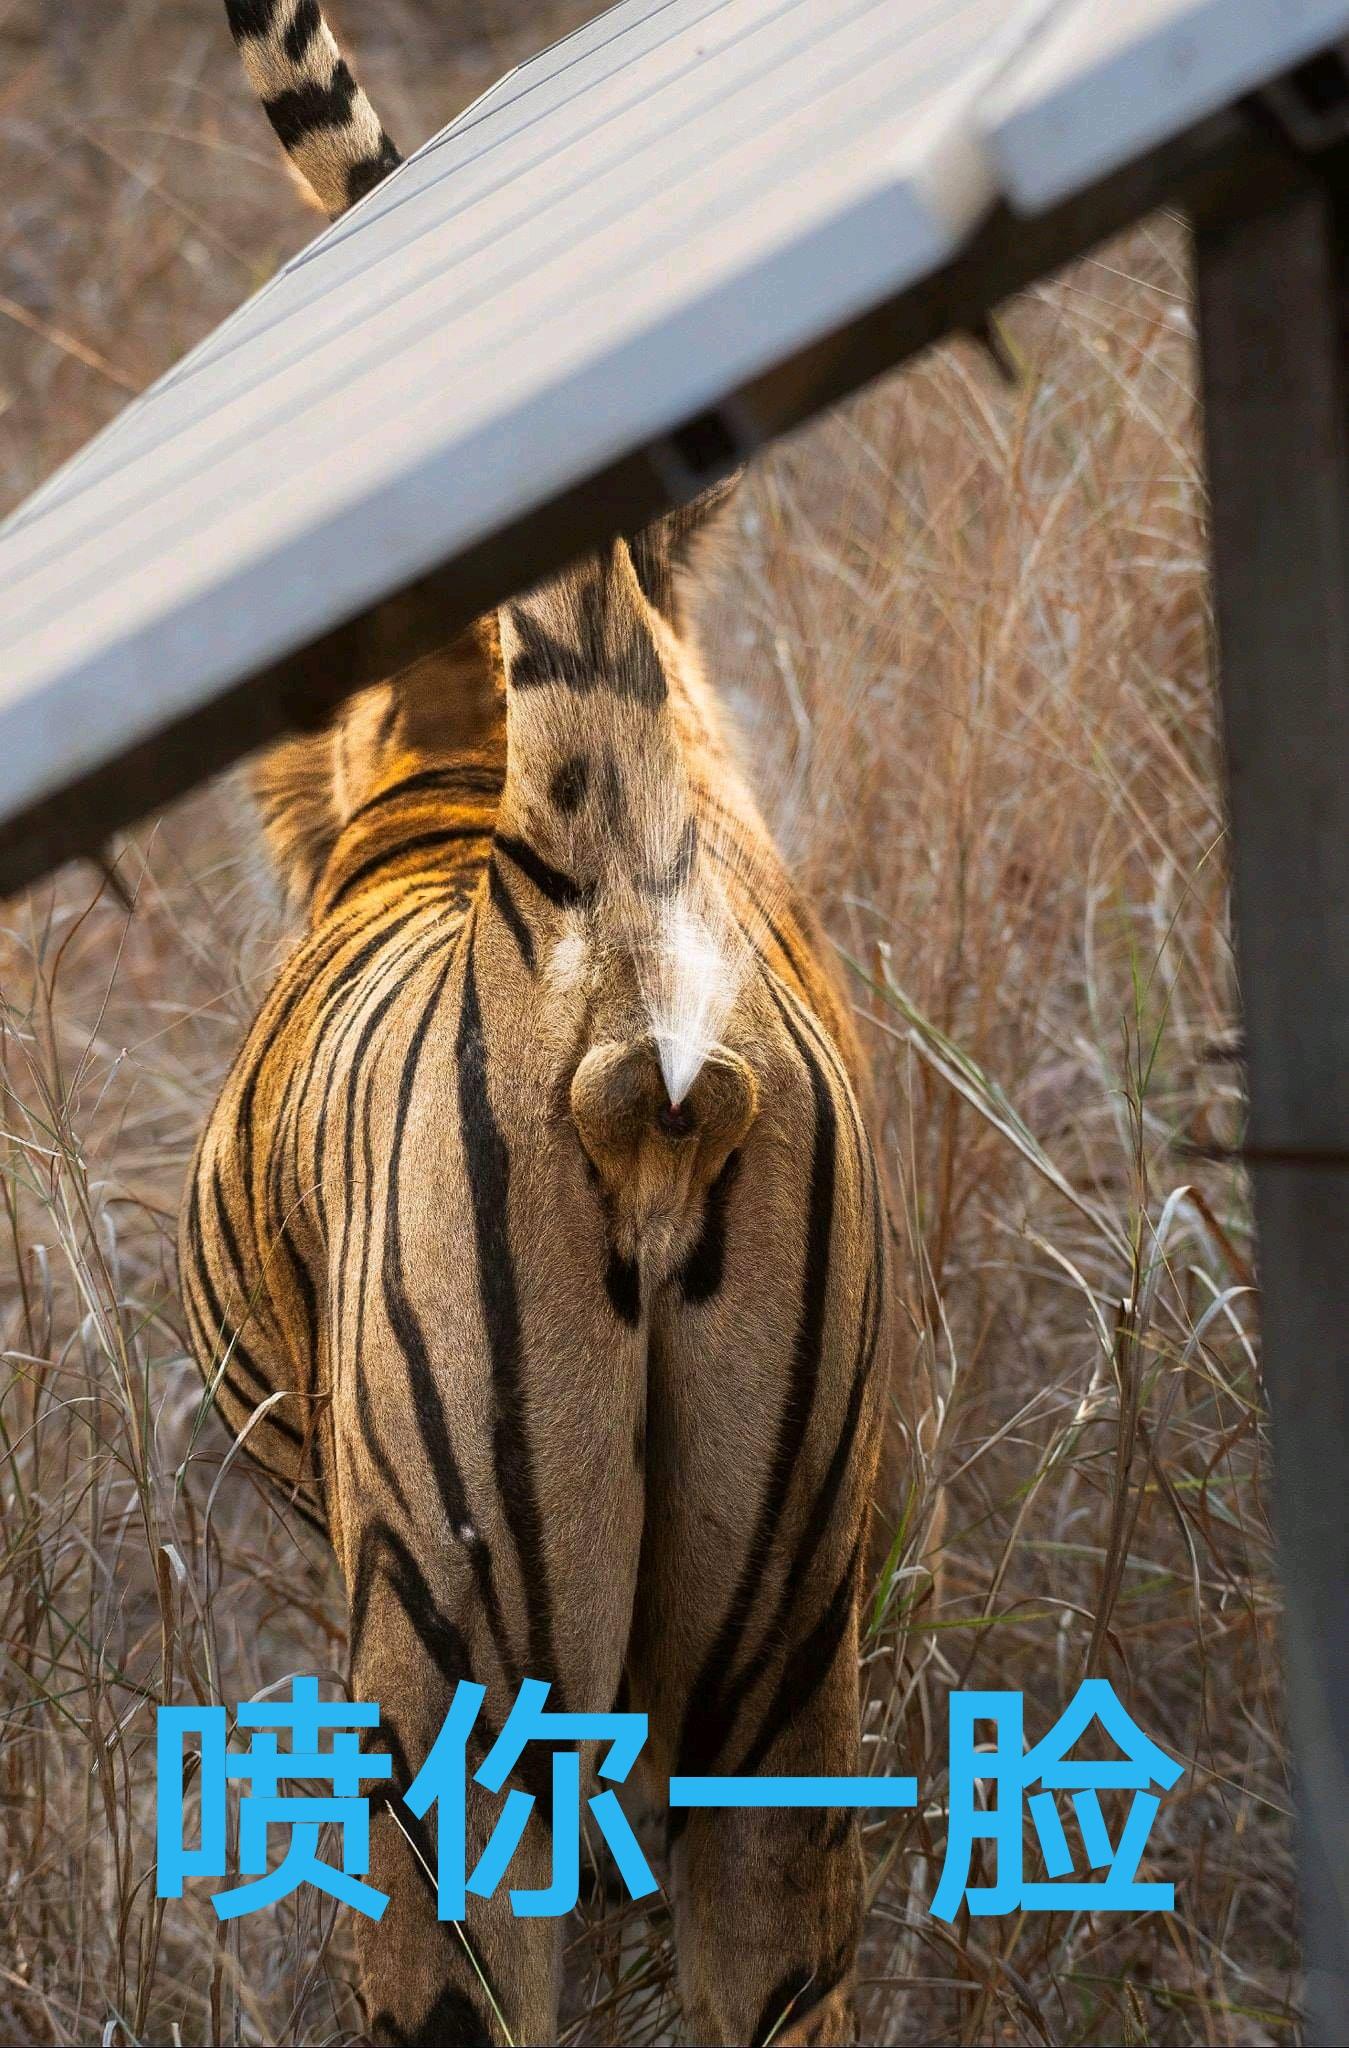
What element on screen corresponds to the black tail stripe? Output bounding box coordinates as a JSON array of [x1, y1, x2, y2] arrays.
[[282, 0, 322, 63], [225, 0, 281, 37], [346, 141, 400, 208], [264, 63, 358, 148]]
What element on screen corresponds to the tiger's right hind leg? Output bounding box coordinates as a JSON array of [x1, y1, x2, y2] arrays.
[[625, 983, 890, 2048]]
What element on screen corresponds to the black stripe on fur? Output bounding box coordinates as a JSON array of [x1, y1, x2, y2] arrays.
[[225, 0, 282, 40], [282, 0, 322, 63], [263, 61, 359, 149]]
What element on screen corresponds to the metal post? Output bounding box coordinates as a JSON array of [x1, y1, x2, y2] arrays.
[[1195, 171, 1349, 2045]]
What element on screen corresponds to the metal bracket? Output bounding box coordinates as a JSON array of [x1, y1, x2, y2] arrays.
[[1258, 42, 1349, 153]]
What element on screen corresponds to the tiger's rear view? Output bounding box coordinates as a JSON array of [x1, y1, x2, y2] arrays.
[[181, 10, 900, 2042]]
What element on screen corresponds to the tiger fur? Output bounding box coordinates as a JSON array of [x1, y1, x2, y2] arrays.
[[223, 0, 398, 215], [182, 9, 903, 2043]]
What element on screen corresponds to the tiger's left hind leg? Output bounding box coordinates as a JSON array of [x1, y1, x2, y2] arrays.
[[327, 1011, 650, 2044], [335, 1363, 647, 2048]]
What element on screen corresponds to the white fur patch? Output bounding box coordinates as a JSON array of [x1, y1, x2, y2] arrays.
[[549, 931, 588, 987]]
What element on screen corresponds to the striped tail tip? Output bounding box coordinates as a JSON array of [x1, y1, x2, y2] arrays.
[[225, 0, 401, 218]]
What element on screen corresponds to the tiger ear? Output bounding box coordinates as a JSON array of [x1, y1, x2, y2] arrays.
[[628, 473, 742, 630]]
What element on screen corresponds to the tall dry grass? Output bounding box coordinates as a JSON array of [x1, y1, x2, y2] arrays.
[[1, 4, 1296, 2043]]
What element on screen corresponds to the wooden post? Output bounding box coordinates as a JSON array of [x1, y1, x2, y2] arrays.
[[1195, 172, 1349, 2045]]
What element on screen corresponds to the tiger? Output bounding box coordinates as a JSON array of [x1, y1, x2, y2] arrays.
[[179, 7, 906, 2044]]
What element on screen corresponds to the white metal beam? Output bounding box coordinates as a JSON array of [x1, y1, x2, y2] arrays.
[[984, 0, 1349, 210]]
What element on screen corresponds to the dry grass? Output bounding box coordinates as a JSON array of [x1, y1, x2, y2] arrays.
[[0, 4, 1297, 2044]]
